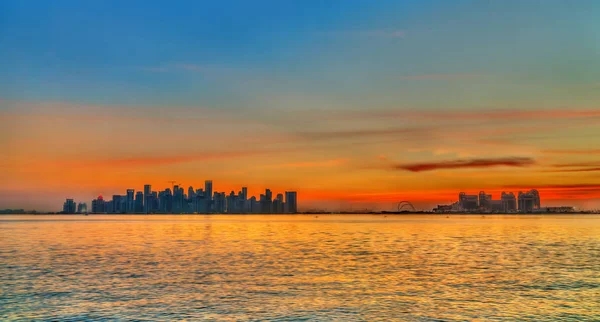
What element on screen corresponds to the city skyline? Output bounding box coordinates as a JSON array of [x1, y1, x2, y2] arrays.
[[62, 181, 298, 214], [2, 1, 600, 211]]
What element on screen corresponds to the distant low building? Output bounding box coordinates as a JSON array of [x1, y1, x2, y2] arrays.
[[545, 206, 575, 213], [434, 205, 453, 213]]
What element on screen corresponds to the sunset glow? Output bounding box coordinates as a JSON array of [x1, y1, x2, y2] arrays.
[[1, 1, 599, 211]]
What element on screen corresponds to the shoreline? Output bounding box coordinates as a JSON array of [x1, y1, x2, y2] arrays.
[[1, 212, 598, 215]]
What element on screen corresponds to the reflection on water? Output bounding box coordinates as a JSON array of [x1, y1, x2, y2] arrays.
[[1, 215, 599, 321]]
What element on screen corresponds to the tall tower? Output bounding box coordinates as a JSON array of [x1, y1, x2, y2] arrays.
[[143, 184, 151, 213], [285, 191, 297, 214], [126, 189, 134, 213], [205, 180, 213, 201]]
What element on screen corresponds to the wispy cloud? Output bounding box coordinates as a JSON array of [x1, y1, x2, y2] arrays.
[[544, 168, 600, 173], [395, 157, 535, 172], [66, 150, 279, 169], [399, 73, 481, 80], [360, 109, 600, 122], [542, 149, 600, 155], [138, 66, 170, 73], [501, 183, 600, 192], [267, 158, 349, 169], [138, 63, 238, 75], [542, 161, 600, 173], [319, 29, 406, 39], [298, 127, 429, 141]]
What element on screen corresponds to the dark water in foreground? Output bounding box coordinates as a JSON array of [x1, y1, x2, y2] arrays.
[[1, 215, 599, 321]]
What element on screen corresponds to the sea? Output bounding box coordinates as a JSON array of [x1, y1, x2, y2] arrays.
[[1, 214, 599, 321]]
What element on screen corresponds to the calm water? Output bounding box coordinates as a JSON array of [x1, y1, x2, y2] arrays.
[[1, 215, 599, 321]]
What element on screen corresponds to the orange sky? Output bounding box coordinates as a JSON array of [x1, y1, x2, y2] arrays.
[[2, 100, 600, 211]]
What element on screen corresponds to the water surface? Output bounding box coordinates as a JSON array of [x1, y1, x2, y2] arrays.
[[1, 215, 599, 321]]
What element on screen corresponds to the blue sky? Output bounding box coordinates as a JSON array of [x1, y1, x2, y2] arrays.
[[2, 0, 598, 108]]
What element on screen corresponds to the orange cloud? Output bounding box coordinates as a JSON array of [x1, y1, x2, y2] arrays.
[[542, 149, 600, 155], [399, 73, 481, 80], [395, 157, 535, 172], [271, 158, 349, 168], [64, 150, 277, 169]]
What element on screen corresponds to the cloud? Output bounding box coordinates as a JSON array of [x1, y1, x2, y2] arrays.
[[138, 63, 237, 75], [298, 127, 429, 141], [320, 30, 406, 39], [65, 150, 284, 169], [501, 183, 600, 192], [399, 73, 481, 80], [395, 157, 535, 172], [360, 109, 600, 122], [542, 149, 600, 155], [544, 168, 600, 173], [542, 162, 600, 173], [267, 158, 349, 169]]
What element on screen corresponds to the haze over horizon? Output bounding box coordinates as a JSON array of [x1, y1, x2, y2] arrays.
[[2, 1, 600, 211]]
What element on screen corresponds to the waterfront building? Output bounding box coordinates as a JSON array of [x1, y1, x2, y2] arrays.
[[135, 192, 143, 213], [459, 192, 478, 211], [77, 202, 87, 213], [501, 192, 517, 212], [285, 191, 298, 213], [478, 191, 492, 210], [518, 189, 541, 213], [60, 182, 298, 214], [91, 195, 105, 213], [126, 189, 135, 213], [63, 199, 76, 214]]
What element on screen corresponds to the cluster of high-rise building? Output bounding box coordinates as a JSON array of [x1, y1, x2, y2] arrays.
[[63, 199, 87, 214], [62, 180, 298, 214], [435, 189, 542, 213]]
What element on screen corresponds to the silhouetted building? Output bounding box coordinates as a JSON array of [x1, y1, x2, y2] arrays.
[[63, 199, 76, 214], [77, 202, 87, 213], [135, 191, 143, 213], [126, 189, 135, 213], [143, 184, 151, 212], [501, 192, 517, 212], [112, 195, 124, 213], [285, 191, 297, 213], [62, 181, 298, 215], [518, 189, 540, 213], [459, 192, 478, 211], [479, 191, 492, 210], [92, 195, 105, 213]]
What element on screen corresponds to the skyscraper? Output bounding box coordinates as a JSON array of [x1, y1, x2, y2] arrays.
[[205, 180, 213, 212], [63, 199, 76, 214], [77, 202, 87, 213], [126, 189, 135, 213], [205, 180, 213, 201], [91, 195, 105, 213], [459, 192, 478, 211], [501, 192, 517, 212], [135, 191, 143, 213], [285, 191, 297, 213], [241, 187, 248, 201], [518, 189, 541, 213], [143, 184, 151, 213]]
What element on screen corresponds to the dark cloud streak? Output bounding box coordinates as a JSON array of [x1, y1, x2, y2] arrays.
[[395, 157, 535, 172]]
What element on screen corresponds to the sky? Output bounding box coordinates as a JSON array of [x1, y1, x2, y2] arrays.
[[1, 0, 600, 211]]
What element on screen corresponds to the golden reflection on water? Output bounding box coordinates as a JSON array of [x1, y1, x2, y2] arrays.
[[1, 215, 599, 321]]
